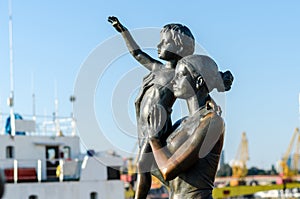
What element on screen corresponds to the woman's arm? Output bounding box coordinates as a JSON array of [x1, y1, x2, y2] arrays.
[[108, 16, 162, 71], [149, 111, 224, 181]]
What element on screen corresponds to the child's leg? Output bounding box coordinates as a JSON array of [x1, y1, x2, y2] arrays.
[[134, 142, 154, 199]]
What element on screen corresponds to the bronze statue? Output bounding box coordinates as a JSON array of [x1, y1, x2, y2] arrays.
[[108, 16, 195, 199], [147, 54, 233, 198], [108, 17, 233, 198]]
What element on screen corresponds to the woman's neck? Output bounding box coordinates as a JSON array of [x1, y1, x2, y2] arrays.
[[186, 91, 209, 115]]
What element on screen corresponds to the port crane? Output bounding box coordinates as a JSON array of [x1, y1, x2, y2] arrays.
[[214, 128, 300, 198], [280, 128, 300, 179], [230, 132, 249, 186]]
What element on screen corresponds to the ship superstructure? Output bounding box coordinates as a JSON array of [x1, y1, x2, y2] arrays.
[[0, 115, 124, 199]]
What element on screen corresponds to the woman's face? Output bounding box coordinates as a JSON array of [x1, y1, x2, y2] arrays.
[[172, 62, 197, 99]]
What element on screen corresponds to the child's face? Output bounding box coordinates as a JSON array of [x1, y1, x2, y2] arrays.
[[157, 31, 179, 61]]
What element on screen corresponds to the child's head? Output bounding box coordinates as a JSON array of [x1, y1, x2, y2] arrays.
[[158, 24, 195, 60]]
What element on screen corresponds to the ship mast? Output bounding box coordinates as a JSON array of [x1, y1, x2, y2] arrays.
[[32, 73, 36, 121], [299, 93, 300, 128], [7, 0, 15, 136], [54, 80, 60, 136], [0, 96, 3, 134]]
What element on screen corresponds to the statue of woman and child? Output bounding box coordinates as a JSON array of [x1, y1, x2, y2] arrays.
[[108, 16, 233, 199]]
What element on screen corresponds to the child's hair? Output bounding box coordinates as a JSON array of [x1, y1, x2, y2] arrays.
[[161, 24, 195, 57]]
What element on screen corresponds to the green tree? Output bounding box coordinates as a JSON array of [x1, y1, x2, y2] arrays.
[[217, 164, 232, 177]]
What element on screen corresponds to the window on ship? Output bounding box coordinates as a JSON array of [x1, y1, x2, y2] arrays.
[[90, 192, 98, 199], [6, 146, 14, 158], [63, 146, 71, 159]]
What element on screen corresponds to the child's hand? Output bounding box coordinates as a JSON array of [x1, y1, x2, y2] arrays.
[[108, 16, 126, 33]]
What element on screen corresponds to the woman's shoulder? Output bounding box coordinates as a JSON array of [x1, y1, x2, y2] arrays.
[[200, 109, 224, 127]]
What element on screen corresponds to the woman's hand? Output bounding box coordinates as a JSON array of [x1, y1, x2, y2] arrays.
[[108, 16, 126, 33], [147, 104, 167, 139]]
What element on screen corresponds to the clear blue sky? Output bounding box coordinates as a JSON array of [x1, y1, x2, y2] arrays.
[[1, 0, 300, 169]]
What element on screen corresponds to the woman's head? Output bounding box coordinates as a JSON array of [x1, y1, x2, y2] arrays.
[[173, 55, 232, 99], [158, 24, 195, 60]]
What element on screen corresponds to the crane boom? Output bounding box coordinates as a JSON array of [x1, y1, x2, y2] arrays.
[[280, 128, 300, 179], [283, 128, 299, 162], [231, 132, 249, 186]]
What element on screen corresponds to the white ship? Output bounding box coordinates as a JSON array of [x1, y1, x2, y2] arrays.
[[0, 115, 125, 199], [0, 0, 125, 197]]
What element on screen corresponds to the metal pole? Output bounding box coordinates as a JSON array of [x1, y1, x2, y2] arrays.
[[0, 96, 3, 135], [70, 95, 76, 136], [37, 159, 42, 182], [13, 159, 18, 183], [298, 93, 300, 128], [54, 80, 60, 136], [59, 159, 64, 182], [32, 73, 36, 121], [8, 0, 15, 136]]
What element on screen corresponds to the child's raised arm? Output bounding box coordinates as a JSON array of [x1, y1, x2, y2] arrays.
[[108, 16, 162, 71]]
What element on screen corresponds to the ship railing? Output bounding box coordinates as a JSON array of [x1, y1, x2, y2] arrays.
[[45, 158, 82, 182], [0, 158, 82, 183], [0, 158, 42, 183], [0, 113, 77, 137]]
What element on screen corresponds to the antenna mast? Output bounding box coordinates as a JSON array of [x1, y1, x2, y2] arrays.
[[31, 73, 36, 121], [8, 0, 15, 136], [54, 80, 60, 136], [299, 93, 300, 128], [0, 96, 3, 134]]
